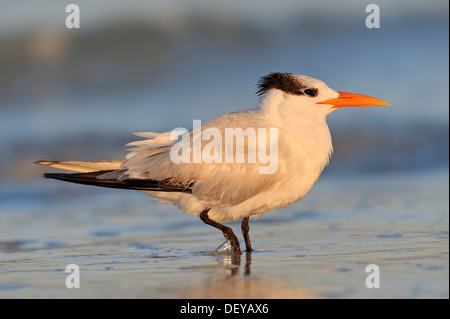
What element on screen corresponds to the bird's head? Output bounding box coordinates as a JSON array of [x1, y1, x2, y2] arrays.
[[257, 73, 389, 121]]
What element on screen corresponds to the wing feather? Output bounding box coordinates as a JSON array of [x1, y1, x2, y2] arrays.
[[122, 109, 287, 205]]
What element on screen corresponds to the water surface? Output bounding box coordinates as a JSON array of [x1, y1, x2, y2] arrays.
[[0, 169, 447, 298]]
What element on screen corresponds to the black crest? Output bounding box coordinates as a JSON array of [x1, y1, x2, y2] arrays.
[[256, 72, 306, 96]]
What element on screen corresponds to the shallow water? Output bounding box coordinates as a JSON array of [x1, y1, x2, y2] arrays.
[[0, 168, 447, 298]]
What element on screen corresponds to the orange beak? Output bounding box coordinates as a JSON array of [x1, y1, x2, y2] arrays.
[[316, 92, 390, 109]]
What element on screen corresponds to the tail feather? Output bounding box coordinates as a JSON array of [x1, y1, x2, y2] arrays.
[[34, 160, 125, 173], [43, 171, 193, 193]]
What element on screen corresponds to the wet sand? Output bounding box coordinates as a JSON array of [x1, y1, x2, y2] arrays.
[[0, 169, 448, 298]]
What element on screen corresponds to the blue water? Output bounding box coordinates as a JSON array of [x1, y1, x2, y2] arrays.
[[0, 22, 448, 178]]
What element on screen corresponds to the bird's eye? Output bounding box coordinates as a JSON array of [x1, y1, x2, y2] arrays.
[[304, 89, 317, 97]]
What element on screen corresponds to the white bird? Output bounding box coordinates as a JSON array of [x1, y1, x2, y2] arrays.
[[35, 73, 389, 253]]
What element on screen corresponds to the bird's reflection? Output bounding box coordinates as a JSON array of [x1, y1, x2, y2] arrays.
[[215, 251, 252, 277]]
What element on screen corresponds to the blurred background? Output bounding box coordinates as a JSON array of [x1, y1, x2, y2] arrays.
[[0, 0, 448, 298], [0, 0, 448, 181]]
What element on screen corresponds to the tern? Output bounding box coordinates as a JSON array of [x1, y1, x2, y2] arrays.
[[35, 73, 389, 253]]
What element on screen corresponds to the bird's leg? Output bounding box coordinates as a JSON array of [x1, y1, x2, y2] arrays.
[[200, 209, 241, 254], [241, 217, 253, 252]]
